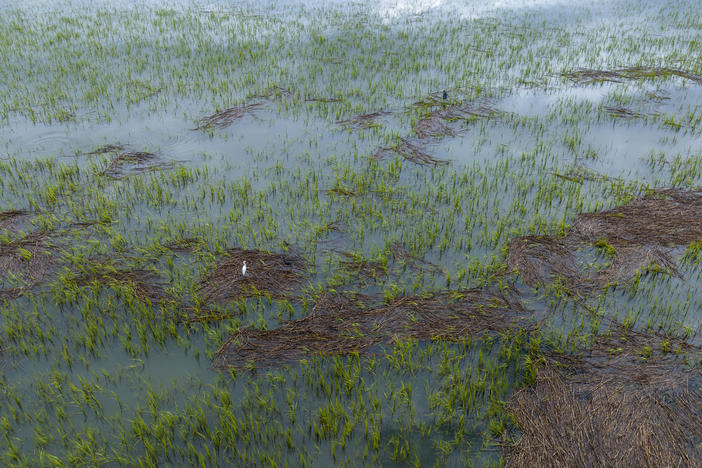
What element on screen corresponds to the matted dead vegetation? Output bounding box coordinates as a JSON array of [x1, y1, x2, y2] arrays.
[[0, 229, 57, 298], [304, 96, 342, 103], [570, 188, 702, 246], [198, 247, 307, 305], [603, 105, 644, 119], [506, 328, 702, 467], [72, 262, 168, 304], [508, 189, 701, 293], [414, 102, 499, 139], [0, 209, 31, 234], [334, 250, 388, 281], [336, 111, 391, 130], [0, 210, 29, 224], [564, 66, 702, 85], [162, 237, 205, 253], [390, 242, 444, 274], [414, 113, 455, 139], [0, 287, 25, 302], [507, 235, 593, 292], [327, 186, 358, 197], [373, 138, 449, 166], [102, 151, 173, 179], [552, 167, 621, 185], [193, 103, 262, 130], [213, 287, 531, 368], [412, 89, 454, 107], [87, 143, 125, 155]]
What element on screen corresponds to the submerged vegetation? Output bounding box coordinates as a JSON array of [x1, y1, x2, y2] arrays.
[[0, 0, 701, 465]]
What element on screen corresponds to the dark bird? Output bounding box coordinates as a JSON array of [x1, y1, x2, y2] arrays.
[[442, 90, 448, 100]]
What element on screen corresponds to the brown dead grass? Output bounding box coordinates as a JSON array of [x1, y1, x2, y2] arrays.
[[198, 247, 307, 305], [0, 229, 56, 298], [414, 102, 499, 139], [72, 262, 168, 304], [603, 105, 644, 119], [570, 189, 702, 247], [88, 144, 125, 155], [390, 242, 444, 274], [373, 138, 449, 166], [213, 287, 530, 368], [508, 189, 699, 293], [193, 103, 262, 130], [0, 210, 30, 234], [335, 250, 388, 281], [564, 66, 702, 86], [337, 111, 391, 130], [102, 151, 173, 179], [506, 328, 702, 467], [162, 237, 205, 253]]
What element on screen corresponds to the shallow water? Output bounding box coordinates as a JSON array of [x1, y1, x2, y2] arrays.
[[1, 0, 701, 465]]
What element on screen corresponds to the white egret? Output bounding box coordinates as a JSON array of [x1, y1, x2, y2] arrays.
[[242, 261, 247, 276]]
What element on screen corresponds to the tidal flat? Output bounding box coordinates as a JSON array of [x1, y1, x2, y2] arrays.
[[0, 0, 701, 466]]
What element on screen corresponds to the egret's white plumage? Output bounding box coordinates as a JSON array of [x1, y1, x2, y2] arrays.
[[242, 261, 247, 276]]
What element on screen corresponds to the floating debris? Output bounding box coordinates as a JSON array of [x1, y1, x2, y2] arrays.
[[193, 103, 262, 130], [304, 96, 342, 103], [602, 105, 644, 119], [373, 138, 448, 166], [250, 85, 293, 100], [198, 247, 307, 305], [87, 144, 125, 155], [506, 327, 702, 467], [0, 210, 30, 234], [334, 250, 388, 281], [563, 66, 702, 85], [326, 186, 358, 197], [0, 229, 56, 298], [162, 237, 205, 253], [390, 242, 444, 274], [508, 189, 699, 293], [571, 189, 702, 247], [336, 110, 391, 130], [102, 151, 173, 179], [213, 288, 530, 368], [414, 102, 499, 139], [507, 235, 590, 291], [414, 113, 455, 139], [72, 262, 168, 304]]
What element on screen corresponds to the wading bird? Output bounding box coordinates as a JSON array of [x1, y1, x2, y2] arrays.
[[242, 261, 247, 276]]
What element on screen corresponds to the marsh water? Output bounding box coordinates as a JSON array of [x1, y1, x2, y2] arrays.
[[1, 0, 701, 466]]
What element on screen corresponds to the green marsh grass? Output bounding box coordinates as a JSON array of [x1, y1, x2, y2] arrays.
[[0, 0, 701, 465]]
